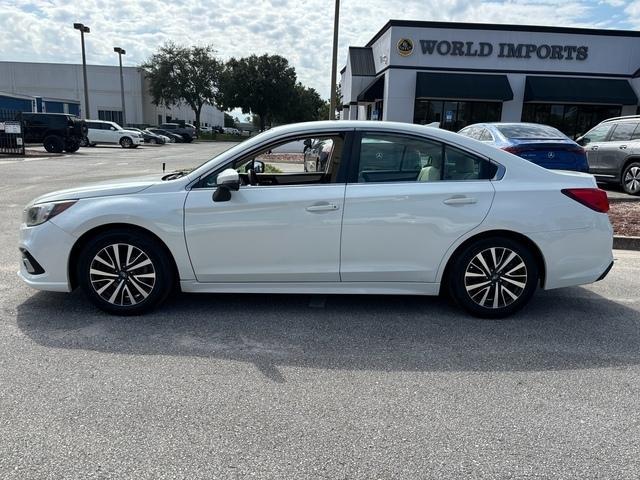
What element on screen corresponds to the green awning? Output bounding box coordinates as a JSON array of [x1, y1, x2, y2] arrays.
[[524, 76, 638, 105], [416, 72, 513, 101]]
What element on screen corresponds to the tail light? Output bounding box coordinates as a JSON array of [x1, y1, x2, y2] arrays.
[[502, 146, 522, 154], [561, 188, 609, 213]]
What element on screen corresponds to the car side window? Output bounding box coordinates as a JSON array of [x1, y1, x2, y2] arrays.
[[632, 125, 640, 141], [582, 124, 612, 143], [356, 133, 496, 183], [609, 123, 638, 142], [199, 134, 346, 188]]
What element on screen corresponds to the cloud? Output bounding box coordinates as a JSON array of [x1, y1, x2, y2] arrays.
[[0, 0, 633, 99]]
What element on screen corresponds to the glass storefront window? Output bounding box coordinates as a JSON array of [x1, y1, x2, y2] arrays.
[[413, 99, 502, 131], [522, 104, 622, 139]]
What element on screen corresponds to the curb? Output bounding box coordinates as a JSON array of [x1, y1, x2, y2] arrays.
[[613, 236, 640, 251], [609, 196, 640, 203]]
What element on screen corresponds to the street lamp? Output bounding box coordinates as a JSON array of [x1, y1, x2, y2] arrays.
[[73, 23, 91, 119], [114, 47, 127, 126], [329, 0, 340, 120]]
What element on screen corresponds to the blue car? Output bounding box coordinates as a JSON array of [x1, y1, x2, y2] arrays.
[[458, 123, 589, 172]]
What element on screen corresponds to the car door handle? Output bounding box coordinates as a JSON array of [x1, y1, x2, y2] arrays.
[[306, 203, 339, 212], [443, 196, 477, 205], [619, 145, 628, 150], [590, 146, 599, 151]]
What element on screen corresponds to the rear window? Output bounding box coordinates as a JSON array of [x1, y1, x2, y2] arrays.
[[495, 124, 566, 139]]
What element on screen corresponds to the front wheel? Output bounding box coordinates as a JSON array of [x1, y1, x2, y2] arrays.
[[621, 161, 640, 195], [448, 237, 539, 319], [120, 137, 133, 148], [77, 230, 174, 315]]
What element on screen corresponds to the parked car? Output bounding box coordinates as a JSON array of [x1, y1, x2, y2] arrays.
[[83, 120, 144, 148], [576, 115, 640, 195], [303, 138, 333, 172], [458, 123, 588, 173], [223, 127, 241, 135], [18, 121, 613, 318], [20, 112, 87, 153], [147, 128, 183, 143], [127, 128, 165, 145], [159, 122, 197, 142]]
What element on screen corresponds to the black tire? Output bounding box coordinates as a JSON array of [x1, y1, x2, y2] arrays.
[[181, 134, 192, 143], [43, 135, 64, 153], [64, 139, 81, 153], [448, 237, 539, 319], [621, 161, 640, 195], [79, 136, 90, 147], [120, 137, 133, 148], [77, 230, 175, 315]]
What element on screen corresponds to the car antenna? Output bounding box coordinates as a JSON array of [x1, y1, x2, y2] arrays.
[[162, 162, 166, 173]]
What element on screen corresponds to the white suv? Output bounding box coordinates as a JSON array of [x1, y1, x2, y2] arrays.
[[84, 120, 144, 148]]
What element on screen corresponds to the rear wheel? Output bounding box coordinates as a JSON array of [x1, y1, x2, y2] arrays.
[[448, 237, 539, 319], [621, 161, 640, 195], [64, 139, 81, 153], [77, 230, 174, 315], [43, 135, 64, 153]]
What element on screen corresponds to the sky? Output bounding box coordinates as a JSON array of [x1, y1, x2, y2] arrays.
[[1, 0, 639, 101]]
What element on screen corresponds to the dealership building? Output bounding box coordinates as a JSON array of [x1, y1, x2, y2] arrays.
[[341, 21, 640, 138], [0, 61, 224, 127]]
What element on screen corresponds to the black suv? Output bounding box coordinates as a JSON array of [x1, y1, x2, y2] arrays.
[[20, 113, 88, 153], [159, 122, 197, 142]]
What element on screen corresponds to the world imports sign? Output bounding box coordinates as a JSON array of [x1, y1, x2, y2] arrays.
[[413, 40, 589, 61]]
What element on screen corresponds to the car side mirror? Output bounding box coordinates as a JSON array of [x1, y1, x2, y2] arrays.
[[576, 136, 588, 146], [243, 160, 265, 174], [213, 169, 240, 202]]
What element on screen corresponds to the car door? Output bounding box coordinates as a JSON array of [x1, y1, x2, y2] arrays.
[[183, 132, 351, 283], [597, 122, 637, 177], [580, 123, 613, 174], [340, 131, 496, 283], [86, 122, 101, 143]]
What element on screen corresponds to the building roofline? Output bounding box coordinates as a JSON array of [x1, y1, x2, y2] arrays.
[[365, 19, 640, 47], [0, 60, 140, 70]]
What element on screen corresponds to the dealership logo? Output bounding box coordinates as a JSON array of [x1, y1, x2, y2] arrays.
[[397, 38, 414, 56], [547, 151, 555, 159], [418, 40, 588, 61]]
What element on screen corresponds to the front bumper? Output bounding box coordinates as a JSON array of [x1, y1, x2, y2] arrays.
[[18, 220, 76, 292], [132, 137, 144, 145]]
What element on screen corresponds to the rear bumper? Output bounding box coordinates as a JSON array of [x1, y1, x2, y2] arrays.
[[529, 216, 614, 290], [597, 260, 614, 281]]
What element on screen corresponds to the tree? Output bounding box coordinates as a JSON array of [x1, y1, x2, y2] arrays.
[[223, 113, 236, 128], [279, 83, 325, 124], [141, 43, 222, 132], [217, 54, 297, 131]]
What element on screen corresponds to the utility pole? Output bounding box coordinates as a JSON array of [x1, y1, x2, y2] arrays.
[[73, 23, 91, 119], [329, 0, 340, 120], [114, 47, 127, 125]]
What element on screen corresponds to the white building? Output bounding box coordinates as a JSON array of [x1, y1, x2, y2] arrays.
[[0, 61, 224, 128], [341, 21, 640, 138]]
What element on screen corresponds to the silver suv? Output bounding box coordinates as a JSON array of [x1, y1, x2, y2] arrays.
[[578, 115, 640, 195]]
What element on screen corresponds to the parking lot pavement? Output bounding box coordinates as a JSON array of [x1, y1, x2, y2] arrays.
[[1, 143, 640, 478]]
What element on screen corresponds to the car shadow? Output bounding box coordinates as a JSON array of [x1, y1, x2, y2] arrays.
[[16, 287, 640, 381]]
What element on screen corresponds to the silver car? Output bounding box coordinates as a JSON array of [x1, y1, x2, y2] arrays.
[[578, 115, 640, 195]]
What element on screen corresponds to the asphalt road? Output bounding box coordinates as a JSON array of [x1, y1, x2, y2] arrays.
[[1, 143, 639, 479]]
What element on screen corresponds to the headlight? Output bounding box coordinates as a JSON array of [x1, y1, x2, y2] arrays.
[[23, 200, 77, 227]]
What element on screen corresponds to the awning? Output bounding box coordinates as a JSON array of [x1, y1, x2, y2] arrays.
[[416, 72, 513, 101], [524, 76, 638, 105], [357, 75, 385, 102]]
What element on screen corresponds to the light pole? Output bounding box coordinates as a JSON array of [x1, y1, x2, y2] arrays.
[[114, 47, 127, 126], [329, 0, 340, 120], [73, 23, 91, 119]]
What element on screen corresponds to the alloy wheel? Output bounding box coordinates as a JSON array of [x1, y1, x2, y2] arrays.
[[464, 247, 528, 309], [624, 166, 640, 194], [121, 137, 132, 148], [89, 243, 156, 306]]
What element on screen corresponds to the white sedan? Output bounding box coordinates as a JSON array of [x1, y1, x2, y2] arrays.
[[18, 121, 613, 318]]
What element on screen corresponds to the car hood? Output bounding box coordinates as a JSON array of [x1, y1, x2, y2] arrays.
[[29, 175, 162, 205]]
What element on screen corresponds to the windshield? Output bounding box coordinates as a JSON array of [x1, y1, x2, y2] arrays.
[[495, 124, 566, 139]]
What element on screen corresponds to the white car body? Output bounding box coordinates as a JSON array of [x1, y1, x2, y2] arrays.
[[86, 120, 144, 147], [18, 121, 613, 316]]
